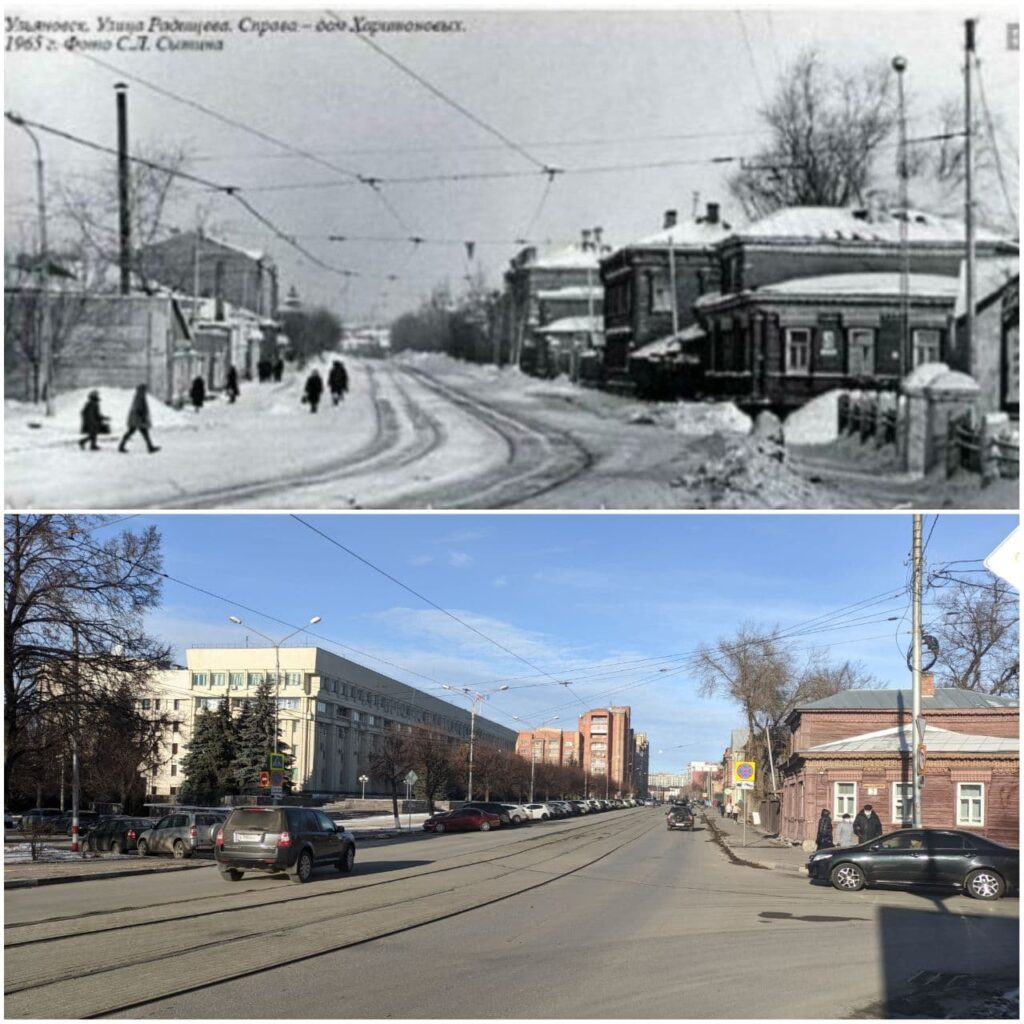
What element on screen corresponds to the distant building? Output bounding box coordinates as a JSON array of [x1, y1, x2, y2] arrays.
[[633, 732, 650, 797], [515, 728, 583, 768], [579, 706, 633, 796]]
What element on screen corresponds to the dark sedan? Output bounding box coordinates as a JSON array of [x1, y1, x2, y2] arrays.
[[807, 828, 1018, 901], [423, 808, 501, 833], [85, 816, 157, 854]]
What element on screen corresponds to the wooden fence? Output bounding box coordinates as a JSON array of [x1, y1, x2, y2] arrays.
[[837, 393, 899, 447], [946, 411, 1019, 483]]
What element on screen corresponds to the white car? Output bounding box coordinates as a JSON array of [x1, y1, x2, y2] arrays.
[[501, 803, 531, 825], [524, 803, 554, 820]]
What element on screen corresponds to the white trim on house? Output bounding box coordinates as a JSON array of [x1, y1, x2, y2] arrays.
[[834, 780, 857, 818], [956, 781, 985, 827]]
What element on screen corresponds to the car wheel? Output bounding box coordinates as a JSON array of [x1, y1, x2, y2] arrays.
[[830, 862, 866, 892], [338, 845, 355, 873], [541, 814, 549, 821], [965, 868, 1004, 901], [479, 821, 492, 832], [435, 823, 445, 833], [172, 839, 191, 860], [219, 868, 244, 882], [137, 840, 150, 857], [110, 840, 122, 855], [290, 848, 314, 884]]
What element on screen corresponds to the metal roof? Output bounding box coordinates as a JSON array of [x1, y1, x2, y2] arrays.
[[797, 687, 1018, 712], [808, 724, 1019, 754]]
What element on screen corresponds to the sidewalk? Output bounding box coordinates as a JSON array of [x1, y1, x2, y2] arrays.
[[701, 811, 811, 877]]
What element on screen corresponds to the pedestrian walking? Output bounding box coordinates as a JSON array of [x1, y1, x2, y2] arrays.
[[853, 803, 883, 843], [78, 390, 109, 450], [257, 358, 271, 382], [225, 365, 240, 404], [328, 359, 349, 404], [303, 368, 323, 413], [815, 808, 834, 850], [717, 801, 725, 818], [725, 799, 733, 821], [834, 813, 855, 847], [273, 355, 284, 382], [189, 375, 206, 412], [118, 383, 160, 453]]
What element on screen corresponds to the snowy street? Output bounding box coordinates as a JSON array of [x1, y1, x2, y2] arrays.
[[6, 354, 1015, 510]]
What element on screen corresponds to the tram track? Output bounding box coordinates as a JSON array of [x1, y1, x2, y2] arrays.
[[4, 813, 657, 1019]]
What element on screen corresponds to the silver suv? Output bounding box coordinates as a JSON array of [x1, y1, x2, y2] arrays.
[[136, 809, 228, 859]]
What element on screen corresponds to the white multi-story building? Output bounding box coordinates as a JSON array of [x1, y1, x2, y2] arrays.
[[145, 647, 516, 799]]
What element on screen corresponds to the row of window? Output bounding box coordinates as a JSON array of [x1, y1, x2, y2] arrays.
[[141, 698, 183, 711], [833, 781, 986, 827], [191, 671, 304, 689], [783, 326, 941, 375]]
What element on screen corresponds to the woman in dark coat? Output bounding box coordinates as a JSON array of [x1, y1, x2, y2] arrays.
[[79, 391, 107, 450], [328, 360, 348, 405], [304, 368, 323, 413], [189, 376, 206, 412], [225, 365, 240, 404], [118, 384, 160, 453], [815, 808, 834, 850]]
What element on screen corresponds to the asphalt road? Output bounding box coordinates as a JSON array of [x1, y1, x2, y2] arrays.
[[5, 808, 1018, 1019]]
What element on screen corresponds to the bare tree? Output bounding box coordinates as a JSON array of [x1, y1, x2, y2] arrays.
[[4, 515, 170, 807], [929, 574, 1019, 698], [368, 725, 413, 828], [409, 728, 455, 813], [728, 50, 897, 218]]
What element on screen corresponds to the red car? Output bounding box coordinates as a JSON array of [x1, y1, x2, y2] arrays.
[[423, 808, 501, 833]]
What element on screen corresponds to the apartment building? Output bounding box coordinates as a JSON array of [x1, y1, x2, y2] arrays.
[[145, 647, 516, 799], [579, 706, 633, 796], [514, 728, 583, 768]]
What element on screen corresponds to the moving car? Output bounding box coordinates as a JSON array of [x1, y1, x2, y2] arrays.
[[667, 804, 695, 831], [84, 816, 157, 854], [137, 809, 229, 858], [807, 828, 1019, 901], [215, 805, 356, 883], [423, 807, 500, 833]]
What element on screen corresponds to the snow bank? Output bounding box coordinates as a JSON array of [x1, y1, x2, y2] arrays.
[[4, 842, 104, 863], [626, 400, 752, 437], [783, 389, 842, 445]]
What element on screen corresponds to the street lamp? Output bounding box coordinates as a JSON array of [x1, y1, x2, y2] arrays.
[[228, 614, 321, 795], [442, 683, 508, 802], [358, 773, 369, 800], [528, 715, 559, 803], [6, 112, 52, 415]]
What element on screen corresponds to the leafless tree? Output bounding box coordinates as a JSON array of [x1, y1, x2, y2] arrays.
[[368, 725, 413, 827], [929, 573, 1019, 698], [728, 50, 897, 218], [4, 515, 170, 807], [409, 728, 455, 813]]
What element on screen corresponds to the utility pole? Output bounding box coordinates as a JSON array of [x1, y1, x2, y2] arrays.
[[911, 514, 924, 828], [892, 56, 910, 374], [667, 233, 679, 338], [964, 19, 976, 376], [115, 84, 131, 295], [70, 624, 81, 853]]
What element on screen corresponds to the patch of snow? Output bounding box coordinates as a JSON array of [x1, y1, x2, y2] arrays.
[[624, 400, 752, 437], [4, 842, 99, 863], [783, 390, 842, 445]]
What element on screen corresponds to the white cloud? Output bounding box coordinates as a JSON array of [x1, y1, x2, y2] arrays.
[[492, 575, 508, 588], [448, 551, 472, 568], [410, 553, 434, 567]]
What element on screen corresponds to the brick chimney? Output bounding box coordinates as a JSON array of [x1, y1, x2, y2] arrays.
[[581, 228, 592, 251], [663, 209, 678, 229], [921, 672, 935, 698], [592, 226, 603, 249], [705, 202, 720, 225]]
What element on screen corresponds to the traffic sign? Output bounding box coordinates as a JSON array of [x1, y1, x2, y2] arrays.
[[270, 770, 283, 788], [404, 771, 418, 786], [271, 785, 283, 798], [259, 771, 271, 788], [733, 761, 756, 785], [735, 781, 754, 791], [268, 753, 285, 771]]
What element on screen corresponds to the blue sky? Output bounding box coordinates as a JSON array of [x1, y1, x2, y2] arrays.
[[118, 512, 1017, 774]]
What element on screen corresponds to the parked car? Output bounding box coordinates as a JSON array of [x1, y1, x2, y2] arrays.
[[807, 828, 1019, 901], [501, 803, 531, 825], [4, 809, 22, 830], [215, 805, 356, 883], [136, 809, 229, 859], [20, 808, 62, 831], [461, 801, 514, 826], [51, 810, 100, 836], [84, 816, 157, 854], [523, 803, 554, 821], [423, 808, 501, 833]]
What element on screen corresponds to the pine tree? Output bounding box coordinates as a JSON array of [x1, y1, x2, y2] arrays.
[[180, 699, 236, 805], [230, 680, 292, 793]]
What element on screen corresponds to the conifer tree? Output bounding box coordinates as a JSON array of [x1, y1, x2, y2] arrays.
[[230, 680, 292, 793], [180, 698, 236, 805]]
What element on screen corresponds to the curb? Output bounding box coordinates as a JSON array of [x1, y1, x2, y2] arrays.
[[5, 861, 214, 889]]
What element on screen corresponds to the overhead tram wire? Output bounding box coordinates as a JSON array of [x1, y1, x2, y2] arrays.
[[736, 10, 769, 107], [66, 50, 413, 234], [290, 515, 589, 707]]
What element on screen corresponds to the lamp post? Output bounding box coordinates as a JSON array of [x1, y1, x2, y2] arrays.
[[526, 715, 560, 803], [228, 614, 321, 796], [359, 774, 369, 800], [6, 113, 53, 415], [442, 683, 508, 801]]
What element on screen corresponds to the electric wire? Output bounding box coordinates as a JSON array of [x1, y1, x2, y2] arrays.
[[973, 53, 1019, 226]]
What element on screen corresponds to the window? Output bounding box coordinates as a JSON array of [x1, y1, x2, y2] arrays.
[[834, 782, 857, 818], [957, 783, 984, 826], [286, 672, 302, 687], [169, 787, 178, 796], [848, 328, 876, 376], [191, 673, 208, 688], [172, 721, 180, 733], [171, 743, 178, 755], [278, 697, 300, 710], [351, 710, 361, 723], [173, 699, 180, 711], [247, 672, 264, 688], [170, 763, 177, 777], [229, 673, 244, 690], [913, 328, 941, 367], [198, 698, 218, 710], [141, 698, 151, 710], [785, 328, 811, 373], [648, 272, 673, 314], [154, 699, 161, 710], [892, 783, 913, 825], [212, 673, 226, 687], [317, 701, 329, 715]]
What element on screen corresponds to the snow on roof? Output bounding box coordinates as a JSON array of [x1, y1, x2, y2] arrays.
[[954, 256, 1019, 318], [734, 206, 1013, 246], [630, 324, 705, 360], [531, 244, 602, 270], [797, 687, 1018, 712], [537, 285, 603, 301], [535, 315, 603, 335], [808, 724, 1019, 754], [760, 272, 961, 300], [197, 232, 267, 263], [634, 219, 733, 248]]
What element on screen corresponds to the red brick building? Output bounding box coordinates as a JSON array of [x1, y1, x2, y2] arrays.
[[579, 706, 633, 796], [514, 728, 582, 768], [780, 681, 1019, 846]]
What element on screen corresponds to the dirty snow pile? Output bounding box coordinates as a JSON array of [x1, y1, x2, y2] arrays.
[[4, 842, 101, 863], [627, 400, 752, 437]]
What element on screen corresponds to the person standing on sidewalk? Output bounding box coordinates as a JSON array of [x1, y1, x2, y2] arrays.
[[853, 803, 883, 843], [834, 813, 855, 847], [815, 808, 834, 850]]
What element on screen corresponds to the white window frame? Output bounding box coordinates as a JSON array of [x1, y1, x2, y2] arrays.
[[912, 328, 941, 368], [785, 327, 812, 374], [892, 783, 913, 825], [247, 672, 264, 688], [212, 672, 226, 687], [956, 782, 984, 827], [848, 327, 876, 376], [834, 781, 857, 818], [191, 673, 208, 688]]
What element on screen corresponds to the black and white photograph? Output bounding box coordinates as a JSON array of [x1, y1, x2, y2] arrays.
[[4, 5, 1019, 508]]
